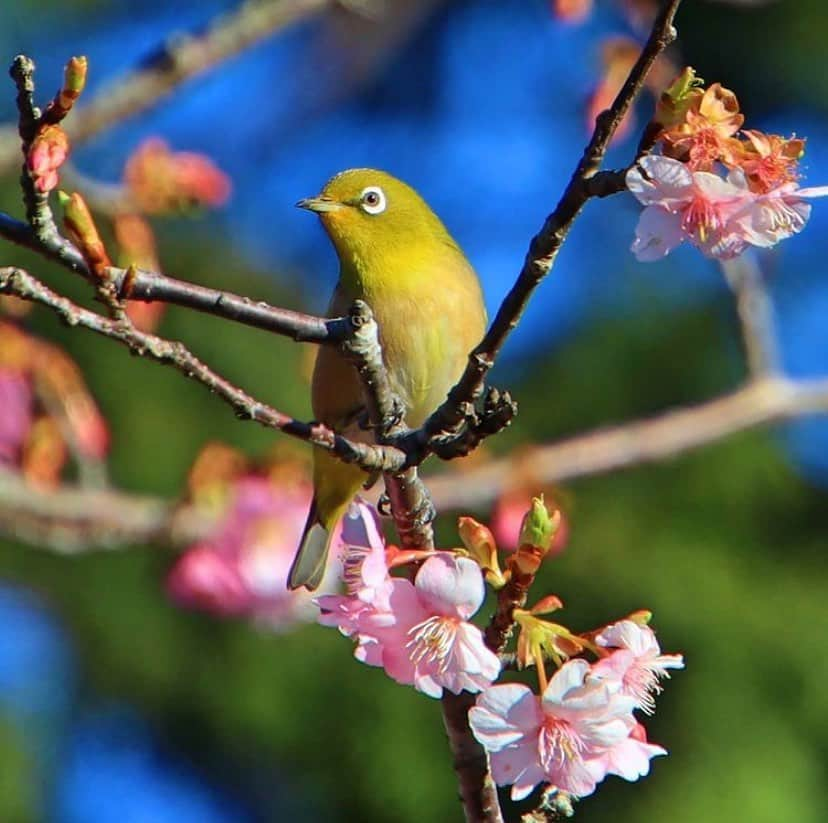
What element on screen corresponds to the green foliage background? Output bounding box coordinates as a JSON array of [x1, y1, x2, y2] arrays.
[[1, 1, 827, 821]]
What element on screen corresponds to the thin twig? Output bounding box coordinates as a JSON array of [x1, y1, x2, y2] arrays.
[[8, 56, 93, 286], [116, 266, 347, 343], [421, 0, 683, 448], [0, 0, 331, 175], [720, 254, 780, 378]]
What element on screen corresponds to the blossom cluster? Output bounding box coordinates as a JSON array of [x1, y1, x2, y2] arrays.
[[317, 516, 501, 698], [627, 68, 828, 261], [470, 617, 683, 801], [317, 497, 683, 804], [166, 445, 343, 629]]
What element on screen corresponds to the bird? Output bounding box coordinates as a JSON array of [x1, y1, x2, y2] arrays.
[[288, 168, 487, 590]]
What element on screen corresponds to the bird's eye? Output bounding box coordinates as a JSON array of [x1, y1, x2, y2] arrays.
[[359, 186, 387, 215]]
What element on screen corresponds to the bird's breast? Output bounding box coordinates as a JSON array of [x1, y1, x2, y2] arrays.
[[370, 277, 484, 427]]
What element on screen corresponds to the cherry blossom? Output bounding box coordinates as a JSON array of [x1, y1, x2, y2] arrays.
[[318, 550, 500, 698], [592, 620, 684, 714], [469, 659, 659, 800], [627, 155, 828, 260], [660, 83, 743, 171], [738, 130, 805, 193]]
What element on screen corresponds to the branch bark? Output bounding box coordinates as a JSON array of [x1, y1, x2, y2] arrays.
[[5, 374, 828, 551]]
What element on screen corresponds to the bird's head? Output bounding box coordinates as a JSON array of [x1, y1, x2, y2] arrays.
[[297, 169, 458, 282]]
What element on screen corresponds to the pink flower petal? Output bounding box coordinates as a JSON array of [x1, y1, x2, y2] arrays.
[[469, 684, 543, 751], [414, 553, 485, 620]]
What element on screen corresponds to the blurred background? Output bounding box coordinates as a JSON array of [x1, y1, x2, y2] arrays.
[[0, 0, 827, 820]]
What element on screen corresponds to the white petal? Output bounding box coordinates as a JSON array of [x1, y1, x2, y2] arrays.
[[627, 155, 693, 207], [796, 185, 828, 198], [694, 170, 749, 200], [470, 684, 543, 752], [542, 659, 591, 706], [631, 206, 685, 262]]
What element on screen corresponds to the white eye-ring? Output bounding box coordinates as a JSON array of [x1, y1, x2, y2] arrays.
[[359, 185, 387, 215]]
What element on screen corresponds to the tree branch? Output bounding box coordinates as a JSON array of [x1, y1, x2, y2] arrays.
[[8, 57, 83, 270], [5, 374, 828, 552], [0, 210, 355, 344], [426, 375, 828, 511], [0, 468, 207, 552], [116, 265, 348, 343], [335, 300, 499, 821], [0, 266, 406, 473]]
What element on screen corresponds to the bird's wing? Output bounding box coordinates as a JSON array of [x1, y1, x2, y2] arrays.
[[311, 282, 367, 431]]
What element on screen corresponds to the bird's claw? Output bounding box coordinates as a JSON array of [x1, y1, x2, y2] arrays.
[[377, 493, 393, 517]]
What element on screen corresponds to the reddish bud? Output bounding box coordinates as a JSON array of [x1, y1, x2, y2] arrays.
[[458, 515, 505, 587], [59, 191, 111, 275], [27, 125, 69, 193]]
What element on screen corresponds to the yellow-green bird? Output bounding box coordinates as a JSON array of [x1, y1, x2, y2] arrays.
[[288, 168, 487, 590]]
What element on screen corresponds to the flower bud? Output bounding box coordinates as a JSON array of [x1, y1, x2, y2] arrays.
[[59, 191, 110, 274], [458, 516, 505, 588], [654, 66, 705, 129], [626, 609, 652, 626], [62, 56, 87, 100], [124, 138, 231, 215], [27, 125, 68, 193], [518, 496, 561, 554]]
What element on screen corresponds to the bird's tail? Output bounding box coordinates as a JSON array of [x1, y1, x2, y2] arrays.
[[289, 452, 366, 590], [288, 498, 333, 591]]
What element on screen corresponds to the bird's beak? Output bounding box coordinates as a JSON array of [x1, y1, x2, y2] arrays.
[[296, 195, 342, 213]]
